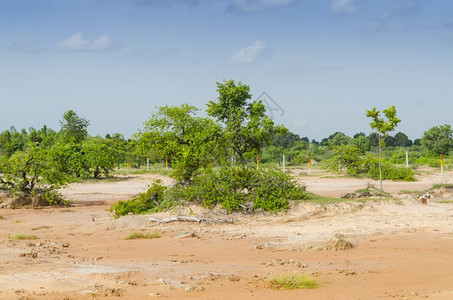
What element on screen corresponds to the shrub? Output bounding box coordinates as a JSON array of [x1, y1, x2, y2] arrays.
[[110, 180, 167, 218], [110, 167, 309, 217], [368, 161, 415, 181], [183, 167, 308, 212]]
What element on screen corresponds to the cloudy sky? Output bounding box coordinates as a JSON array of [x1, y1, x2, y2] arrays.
[[1, 0, 452, 141]]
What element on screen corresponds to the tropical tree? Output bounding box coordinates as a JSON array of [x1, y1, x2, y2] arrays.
[[207, 79, 285, 165], [394, 132, 412, 147], [366, 105, 401, 190], [136, 104, 222, 183], [421, 124, 453, 156], [0, 144, 68, 194], [59, 110, 90, 143]]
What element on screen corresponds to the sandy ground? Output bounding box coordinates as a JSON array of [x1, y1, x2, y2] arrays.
[[1, 170, 453, 299]]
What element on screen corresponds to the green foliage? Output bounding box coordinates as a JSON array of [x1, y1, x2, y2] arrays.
[[351, 135, 371, 153], [323, 145, 415, 181], [0, 144, 69, 193], [182, 167, 308, 212], [207, 79, 285, 165], [421, 124, 453, 155], [110, 180, 168, 218], [366, 106, 401, 147], [368, 160, 415, 181], [59, 110, 90, 143], [82, 140, 122, 178], [49, 139, 121, 179], [110, 168, 308, 216], [34, 188, 69, 206], [322, 145, 369, 175], [366, 106, 401, 189], [135, 104, 221, 183], [321, 132, 352, 148], [267, 273, 318, 290]]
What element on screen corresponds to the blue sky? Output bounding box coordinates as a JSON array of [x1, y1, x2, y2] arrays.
[[1, 0, 452, 141]]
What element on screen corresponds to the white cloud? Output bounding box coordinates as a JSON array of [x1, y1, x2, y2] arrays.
[[231, 40, 268, 64], [231, 0, 293, 12], [331, 0, 358, 15], [4, 36, 42, 53], [57, 32, 115, 52]]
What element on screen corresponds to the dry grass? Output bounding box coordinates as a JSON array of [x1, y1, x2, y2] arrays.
[[125, 231, 161, 240], [267, 273, 318, 290], [10, 234, 38, 240]]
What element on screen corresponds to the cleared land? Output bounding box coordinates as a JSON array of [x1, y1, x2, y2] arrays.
[[1, 169, 453, 299]]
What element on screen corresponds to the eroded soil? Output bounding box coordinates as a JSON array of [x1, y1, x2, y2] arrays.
[[1, 171, 453, 299]]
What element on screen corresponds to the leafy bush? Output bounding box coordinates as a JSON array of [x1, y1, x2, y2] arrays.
[[110, 180, 167, 218], [183, 167, 308, 212], [110, 167, 309, 217], [322, 145, 371, 175], [368, 161, 415, 181], [33, 188, 69, 206]]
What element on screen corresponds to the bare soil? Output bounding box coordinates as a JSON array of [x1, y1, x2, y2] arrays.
[[1, 170, 453, 299]]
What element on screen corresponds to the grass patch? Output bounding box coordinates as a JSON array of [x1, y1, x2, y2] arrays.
[[398, 189, 423, 195], [267, 273, 318, 290], [305, 194, 347, 204], [13, 220, 21, 223], [354, 188, 391, 198], [0, 215, 3, 219], [10, 233, 38, 240], [124, 231, 161, 240], [439, 200, 453, 204], [431, 183, 453, 190]]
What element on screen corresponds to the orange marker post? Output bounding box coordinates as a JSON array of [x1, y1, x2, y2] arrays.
[[127, 159, 130, 174], [308, 156, 312, 175], [257, 154, 259, 169], [441, 154, 444, 176], [165, 156, 168, 170]]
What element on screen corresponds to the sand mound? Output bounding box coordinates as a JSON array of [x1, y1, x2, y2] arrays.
[[321, 234, 354, 251], [0, 191, 51, 208]]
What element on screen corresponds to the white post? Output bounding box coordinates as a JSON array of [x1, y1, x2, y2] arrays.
[[283, 154, 286, 173], [147, 158, 149, 171], [406, 151, 409, 169]]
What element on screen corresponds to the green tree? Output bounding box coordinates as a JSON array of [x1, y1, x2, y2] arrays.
[[207, 79, 284, 165], [351, 135, 371, 153], [366, 106, 401, 190], [59, 110, 90, 143], [421, 124, 453, 156], [0, 144, 68, 194], [82, 140, 122, 178], [394, 132, 412, 147], [136, 104, 221, 183]]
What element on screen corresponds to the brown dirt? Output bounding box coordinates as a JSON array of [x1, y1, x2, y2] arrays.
[[1, 171, 453, 299]]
